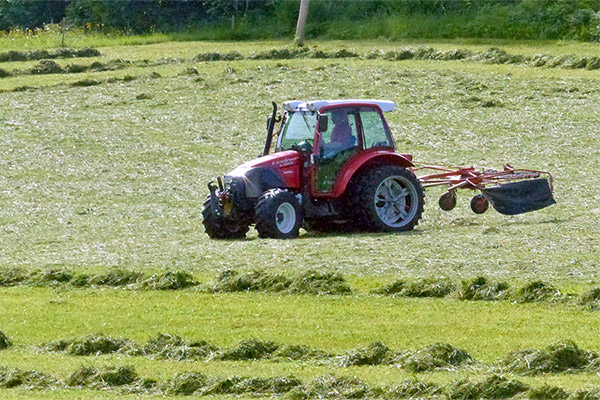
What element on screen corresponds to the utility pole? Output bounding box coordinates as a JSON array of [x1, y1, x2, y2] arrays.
[[295, 0, 309, 46]]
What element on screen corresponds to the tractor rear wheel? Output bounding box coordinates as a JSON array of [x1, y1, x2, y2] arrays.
[[255, 189, 303, 239], [351, 166, 424, 232], [202, 199, 249, 239]]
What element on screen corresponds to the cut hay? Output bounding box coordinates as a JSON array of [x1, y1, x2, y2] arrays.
[[570, 388, 600, 400], [30, 269, 73, 286], [457, 276, 510, 301], [503, 340, 599, 375], [512, 280, 563, 303], [87, 269, 144, 287], [45, 334, 135, 356], [28, 60, 64, 75], [140, 271, 198, 290], [0, 268, 29, 286], [274, 344, 328, 360], [65, 365, 138, 387], [303, 375, 372, 399], [210, 269, 351, 295], [163, 372, 208, 395], [579, 288, 600, 309], [0, 68, 10, 78], [397, 343, 472, 372], [194, 51, 243, 61], [219, 339, 279, 361], [211, 269, 291, 292], [0, 367, 56, 389], [388, 379, 440, 399], [288, 270, 352, 295], [0, 331, 10, 349], [339, 341, 391, 367], [0, 47, 100, 63], [137, 333, 216, 360], [527, 384, 569, 399], [379, 278, 454, 298], [70, 79, 102, 87], [447, 374, 529, 399]]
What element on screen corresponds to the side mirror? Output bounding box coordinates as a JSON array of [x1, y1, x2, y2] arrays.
[[318, 115, 328, 133]]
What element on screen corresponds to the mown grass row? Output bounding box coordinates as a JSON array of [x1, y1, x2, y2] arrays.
[[2, 45, 600, 81], [2, 363, 599, 399], [1, 330, 599, 376], [0, 47, 100, 62], [1, 268, 599, 308]]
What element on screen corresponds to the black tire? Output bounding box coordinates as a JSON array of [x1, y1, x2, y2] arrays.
[[350, 166, 424, 232], [202, 199, 249, 239], [470, 194, 489, 214], [255, 189, 303, 239]]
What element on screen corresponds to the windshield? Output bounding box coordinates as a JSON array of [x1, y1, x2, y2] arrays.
[[278, 111, 317, 151]]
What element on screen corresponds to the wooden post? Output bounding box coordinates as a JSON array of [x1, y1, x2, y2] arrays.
[[295, 0, 309, 46], [61, 17, 66, 47]]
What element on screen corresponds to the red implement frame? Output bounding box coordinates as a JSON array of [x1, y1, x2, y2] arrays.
[[413, 163, 553, 192]]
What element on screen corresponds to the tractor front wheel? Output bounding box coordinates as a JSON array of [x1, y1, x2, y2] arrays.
[[352, 166, 424, 232], [202, 199, 249, 239], [255, 189, 303, 239]]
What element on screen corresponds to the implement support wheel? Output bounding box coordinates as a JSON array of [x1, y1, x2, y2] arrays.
[[471, 194, 489, 214]]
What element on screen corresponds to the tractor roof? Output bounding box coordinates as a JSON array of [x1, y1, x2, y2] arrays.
[[283, 99, 395, 113]]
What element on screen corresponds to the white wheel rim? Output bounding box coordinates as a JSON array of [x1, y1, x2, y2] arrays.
[[374, 176, 418, 227], [276, 202, 296, 234]]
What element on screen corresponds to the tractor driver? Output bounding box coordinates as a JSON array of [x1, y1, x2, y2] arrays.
[[321, 109, 356, 159]]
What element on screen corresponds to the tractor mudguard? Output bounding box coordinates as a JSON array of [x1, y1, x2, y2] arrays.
[[242, 167, 288, 197], [330, 150, 414, 198]]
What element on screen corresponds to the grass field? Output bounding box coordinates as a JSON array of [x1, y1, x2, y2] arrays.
[[1, 38, 599, 399]]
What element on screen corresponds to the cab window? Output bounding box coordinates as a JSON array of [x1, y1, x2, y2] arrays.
[[359, 108, 393, 149]]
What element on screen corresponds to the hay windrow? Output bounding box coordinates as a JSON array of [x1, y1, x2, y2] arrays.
[[388, 379, 441, 399], [447, 374, 529, 400], [456, 276, 510, 301], [512, 281, 563, 303], [135, 334, 217, 361], [0, 47, 100, 63], [0, 331, 10, 349], [45, 334, 136, 356], [376, 278, 454, 298], [0, 364, 597, 397], [502, 340, 599, 375], [339, 341, 391, 367], [195, 51, 242, 61], [65, 365, 138, 387], [579, 288, 600, 309], [397, 343, 472, 372], [219, 339, 279, 361], [140, 271, 198, 290], [527, 384, 569, 399], [570, 388, 600, 400], [163, 372, 208, 395], [211, 269, 351, 295], [0, 367, 57, 389], [274, 344, 329, 360]]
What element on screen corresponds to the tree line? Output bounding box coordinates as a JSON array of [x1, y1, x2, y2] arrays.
[[1, 0, 599, 41]]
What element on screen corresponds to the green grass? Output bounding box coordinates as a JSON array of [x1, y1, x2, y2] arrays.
[[1, 39, 599, 398]]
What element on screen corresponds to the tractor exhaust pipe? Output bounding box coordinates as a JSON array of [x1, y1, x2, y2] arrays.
[[263, 101, 278, 156]]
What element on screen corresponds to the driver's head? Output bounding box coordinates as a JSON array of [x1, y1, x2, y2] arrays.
[[331, 109, 348, 125]]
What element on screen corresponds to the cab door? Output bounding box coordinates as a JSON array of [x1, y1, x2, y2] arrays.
[[311, 107, 361, 195]]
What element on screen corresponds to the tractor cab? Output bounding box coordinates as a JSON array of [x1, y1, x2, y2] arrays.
[[276, 100, 398, 194]]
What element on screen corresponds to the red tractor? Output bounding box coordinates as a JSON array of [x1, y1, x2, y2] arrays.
[[203, 100, 425, 239]]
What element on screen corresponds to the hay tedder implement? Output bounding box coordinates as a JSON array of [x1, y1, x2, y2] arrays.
[[414, 164, 555, 215], [203, 100, 555, 239]]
